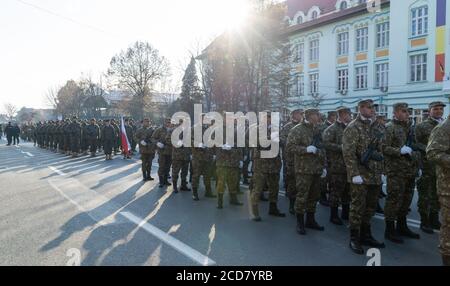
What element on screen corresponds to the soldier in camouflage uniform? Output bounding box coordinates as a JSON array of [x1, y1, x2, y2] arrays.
[[280, 109, 304, 215], [63, 119, 71, 155], [416, 101, 446, 233], [318, 112, 336, 207], [383, 103, 421, 243], [101, 119, 116, 160], [323, 106, 352, 225], [342, 99, 385, 254], [85, 119, 100, 157], [80, 120, 89, 155], [426, 116, 450, 266], [250, 112, 285, 221], [68, 117, 82, 158], [152, 118, 173, 188], [135, 118, 155, 181], [171, 120, 191, 193], [191, 120, 216, 201], [287, 108, 327, 235], [111, 119, 121, 155]]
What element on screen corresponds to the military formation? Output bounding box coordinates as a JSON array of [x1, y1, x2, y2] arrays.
[[3, 99, 449, 266]]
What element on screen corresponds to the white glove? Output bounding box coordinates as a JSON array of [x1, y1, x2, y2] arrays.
[[140, 140, 147, 146], [400, 146, 413, 155], [321, 169, 327, 178], [352, 176, 364, 185], [177, 140, 183, 147], [157, 142, 164, 149], [306, 145, 317, 154], [222, 143, 232, 150]]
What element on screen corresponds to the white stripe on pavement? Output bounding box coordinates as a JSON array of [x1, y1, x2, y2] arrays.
[[120, 211, 217, 266], [49, 166, 67, 176]]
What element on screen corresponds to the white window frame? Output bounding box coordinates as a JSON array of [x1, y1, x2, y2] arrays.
[[356, 27, 369, 53], [309, 73, 319, 95], [355, 66, 368, 90], [337, 32, 349, 56], [309, 39, 319, 62], [376, 22, 390, 49], [411, 6, 428, 37], [337, 69, 349, 92], [375, 63, 389, 88], [296, 42, 304, 64], [409, 53, 427, 82], [297, 75, 304, 97]]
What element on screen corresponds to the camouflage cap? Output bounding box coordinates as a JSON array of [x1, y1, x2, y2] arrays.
[[393, 102, 409, 111], [336, 106, 351, 114], [358, 99, 374, 108], [429, 101, 446, 109], [291, 108, 304, 115], [304, 108, 320, 117]]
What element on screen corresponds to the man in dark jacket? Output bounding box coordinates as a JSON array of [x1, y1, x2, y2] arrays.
[[5, 122, 14, 146]]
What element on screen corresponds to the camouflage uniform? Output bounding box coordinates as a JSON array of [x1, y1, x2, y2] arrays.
[[323, 120, 350, 223], [135, 126, 155, 181], [152, 126, 172, 184], [68, 120, 81, 156], [318, 120, 333, 206], [280, 120, 300, 202], [101, 124, 116, 156], [342, 112, 385, 252], [111, 121, 120, 154], [215, 145, 243, 208], [86, 123, 100, 155], [383, 117, 421, 241], [191, 140, 215, 199], [416, 117, 441, 229], [171, 140, 191, 192], [287, 121, 326, 216], [426, 117, 450, 265]]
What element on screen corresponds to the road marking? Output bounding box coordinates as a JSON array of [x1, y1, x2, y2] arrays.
[[119, 211, 216, 266], [49, 166, 67, 176]]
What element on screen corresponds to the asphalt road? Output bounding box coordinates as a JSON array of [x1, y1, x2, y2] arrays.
[[0, 137, 442, 266]]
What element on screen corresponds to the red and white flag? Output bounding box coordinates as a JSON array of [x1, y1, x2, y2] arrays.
[[120, 116, 131, 155]]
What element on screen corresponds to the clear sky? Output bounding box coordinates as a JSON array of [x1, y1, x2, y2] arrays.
[[0, 0, 251, 111]]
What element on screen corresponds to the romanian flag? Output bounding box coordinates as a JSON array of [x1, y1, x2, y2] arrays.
[[120, 116, 131, 156]]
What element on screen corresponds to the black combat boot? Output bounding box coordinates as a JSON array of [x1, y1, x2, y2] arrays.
[[269, 203, 286, 217], [430, 212, 441, 230], [305, 212, 324, 231], [360, 224, 385, 248], [147, 170, 154, 181], [397, 217, 420, 239], [420, 213, 434, 234], [289, 198, 295, 215], [164, 176, 171, 186], [296, 213, 306, 235], [142, 170, 148, 182], [252, 205, 261, 222], [217, 194, 223, 209], [443, 255, 450, 266], [159, 176, 164, 188], [341, 204, 350, 221], [349, 229, 364, 255], [384, 220, 404, 243], [180, 182, 191, 192], [192, 188, 199, 201], [230, 194, 243, 206], [173, 183, 179, 194], [330, 207, 343, 225]]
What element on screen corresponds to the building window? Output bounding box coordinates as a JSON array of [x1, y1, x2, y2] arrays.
[[309, 39, 319, 62], [411, 6, 428, 37], [295, 75, 304, 97], [358, 0, 367, 4], [340, 1, 348, 10], [312, 11, 318, 20], [356, 27, 369, 53], [297, 16, 303, 25], [376, 22, 390, 49], [337, 32, 349, 56], [337, 69, 348, 92], [294, 43, 304, 64], [309, 73, 319, 94], [355, 66, 368, 89], [375, 63, 389, 88], [410, 54, 427, 82]]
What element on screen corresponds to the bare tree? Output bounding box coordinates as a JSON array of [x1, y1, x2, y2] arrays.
[[107, 41, 171, 120], [3, 103, 18, 121]]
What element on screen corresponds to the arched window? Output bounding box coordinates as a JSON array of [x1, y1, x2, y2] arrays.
[[297, 16, 303, 24], [340, 1, 348, 10], [312, 11, 318, 20]]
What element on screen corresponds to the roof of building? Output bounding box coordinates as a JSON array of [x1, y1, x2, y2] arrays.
[[287, 0, 337, 18]]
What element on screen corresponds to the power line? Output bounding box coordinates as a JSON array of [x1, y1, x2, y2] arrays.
[[13, 0, 116, 37]]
